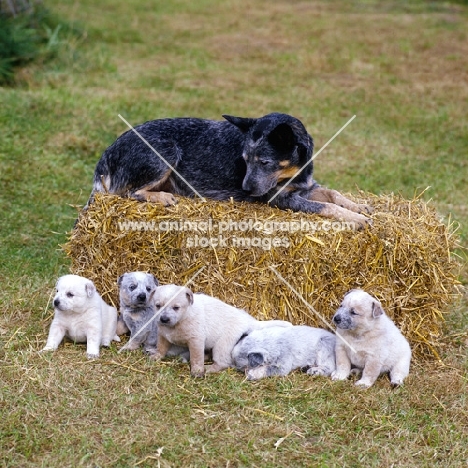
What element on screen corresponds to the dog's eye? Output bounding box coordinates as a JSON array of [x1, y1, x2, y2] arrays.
[[350, 309, 358, 315], [173, 306, 180, 311], [155, 303, 161, 309], [129, 285, 137, 291], [260, 159, 269, 166], [146, 286, 152, 292], [66, 292, 74, 298]]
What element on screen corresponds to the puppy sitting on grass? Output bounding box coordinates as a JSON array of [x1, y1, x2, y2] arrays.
[[41, 274, 120, 359], [331, 289, 411, 388], [118, 272, 187, 358], [151, 284, 292, 377]]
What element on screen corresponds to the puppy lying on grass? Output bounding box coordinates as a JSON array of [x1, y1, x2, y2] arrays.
[[117, 271, 187, 359], [332, 289, 411, 388], [151, 284, 292, 377], [41, 274, 120, 359], [232, 325, 336, 380]]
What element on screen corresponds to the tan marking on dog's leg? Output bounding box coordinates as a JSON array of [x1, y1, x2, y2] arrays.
[[150, 334, 172, 360], [188, 340, 206, 377], [309, 187, 373, 214], [319, 203, 371, 230], [132, 169, 178, 206]]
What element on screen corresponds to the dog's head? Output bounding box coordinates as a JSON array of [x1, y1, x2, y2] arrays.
[[332, 289, 385, 332], [153, 284, 193, 328], [53, 274, 97, 313], [223, 113, 314, 196], [117, 272, 159, 309]]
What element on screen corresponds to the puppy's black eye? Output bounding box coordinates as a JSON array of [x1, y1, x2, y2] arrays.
[[146, 286, 152, 292], [350, 309, 357, 315], [129, 285, 137, 291], [66, 292, 74, 298], [173, 306, 180, 311], [260, 159, 269, 166], [155, 304, 161, 309]]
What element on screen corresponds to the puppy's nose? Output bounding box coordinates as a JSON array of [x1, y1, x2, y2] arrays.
[[333, 315, 341, 324], [137, 293, 146, 301], [54, 298, 60, 307], [160, 315, 170, 324]]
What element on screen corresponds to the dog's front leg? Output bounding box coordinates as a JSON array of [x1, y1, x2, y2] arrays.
[[86, 328, 102, 359], [41, 322, 66, 352], [150, 334, 172, 361], [308, 186, 373, 215], [331, 343, 352, 381], [355, 359, 381, 388], [188, 340, 206, 378]]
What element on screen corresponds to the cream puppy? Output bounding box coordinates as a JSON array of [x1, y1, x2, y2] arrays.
[[151, 284, 292, 377], [42, 274, 120, 359], [331, 289, 411, 388]]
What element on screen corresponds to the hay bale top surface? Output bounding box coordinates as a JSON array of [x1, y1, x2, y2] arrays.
[[64, 192, 462, 361]]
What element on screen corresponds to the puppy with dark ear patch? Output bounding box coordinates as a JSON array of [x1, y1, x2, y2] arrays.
[[332, 289, 411, 388], [87, 113, 371, 228]]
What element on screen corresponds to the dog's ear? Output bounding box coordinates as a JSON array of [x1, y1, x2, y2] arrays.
[[223, 115, 257, 133], [247, 352, 264, 368], [149, 274, 159, 287], [372, 301, 384, 318], [185, 288, 194, 305], [267, 123, 296, 151], [85, 281, 96, 298], [117, 274, 126, 287]]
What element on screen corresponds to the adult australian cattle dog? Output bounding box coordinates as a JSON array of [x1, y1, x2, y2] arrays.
[[88, 113, 371, 227]]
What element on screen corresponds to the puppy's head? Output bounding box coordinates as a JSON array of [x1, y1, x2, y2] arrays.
[[332, 289, 385, 332], [154, 284, 193, 328], [231, 331, 269, 370], [117, 272, 159, 309], [53, 274, 97, 313], [223, 113, 314, 196]]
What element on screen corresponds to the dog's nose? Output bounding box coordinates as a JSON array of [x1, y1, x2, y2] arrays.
[[160, 315, 170, 324], [137, 293, 146, 301], [333, 315, 341, 324], [54, 298, 60, 307]]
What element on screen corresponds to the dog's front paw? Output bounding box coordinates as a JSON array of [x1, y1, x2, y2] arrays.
[[147, 191, 178, 207], [40, 346, 55, 353], [357, 203, 374, 215], [306, 366, 328, 377], [148, 352, 163, 361], [246, 366, 268, 380], [87, 353, 99, 360], [331, 370, 350, 381], [355, 379, 373, 388], [123, 340, 141, 351], [190, 366, 205, 378]]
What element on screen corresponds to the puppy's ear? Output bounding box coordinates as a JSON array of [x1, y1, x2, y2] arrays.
[[185, 288, 194, 305], [372, 301, 384, 318], [117, 274, 126, 287], [267, 123, 296, 152], [85, 281, 96, 298], [223, 115, 257, 133], [247, 352, 264, 368], [149, 274, 159, 287]]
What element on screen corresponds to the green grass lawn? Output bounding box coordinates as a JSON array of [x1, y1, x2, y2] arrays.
[[1, 0, 467, 466]]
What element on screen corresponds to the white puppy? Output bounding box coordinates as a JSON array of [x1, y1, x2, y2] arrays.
[[42, 274, 120, 359], [232, 325, 336, 380], [331, 289, 411, 388], [151, 284, 292, 377]]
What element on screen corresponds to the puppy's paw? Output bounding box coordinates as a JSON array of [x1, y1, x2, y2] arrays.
[[123, 340, 141, 351], [390, 377, 405, 387], [306, 366, 328, 377], [357, 203, 374, 215], [191, 366, 205, 378], [113, 335, 121, 343], [87, 353, 99, 360], [40, 346, 55, 353], [101, 339, 111, 347], [147, 191, 178, 207], [144, 346, 158, 356], [149, 352, 163, 361], [246, 366, 268, 380], [355, 379, 372, 388], [331, 370, 350, 381]]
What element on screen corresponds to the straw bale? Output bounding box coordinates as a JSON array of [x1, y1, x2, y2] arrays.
[[64, 192, 462, 361]]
